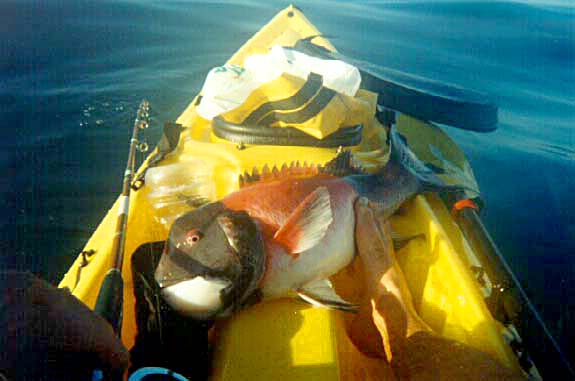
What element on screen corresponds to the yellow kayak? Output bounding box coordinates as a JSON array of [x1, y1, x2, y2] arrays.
[[59, 5, 536, 380]]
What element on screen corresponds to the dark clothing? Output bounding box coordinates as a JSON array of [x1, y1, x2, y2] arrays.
[[130, 242, 212, 380]]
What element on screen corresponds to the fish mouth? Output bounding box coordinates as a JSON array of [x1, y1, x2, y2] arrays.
[[160, 276, 233, 319], [156, 276, 192, 289], [154, 241, 234, 289]]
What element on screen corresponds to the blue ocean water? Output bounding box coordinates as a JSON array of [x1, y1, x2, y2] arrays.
[[1, 0, 573, 362]]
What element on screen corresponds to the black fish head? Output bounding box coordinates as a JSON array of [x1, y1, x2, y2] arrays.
[[154, 201, 265, 320]]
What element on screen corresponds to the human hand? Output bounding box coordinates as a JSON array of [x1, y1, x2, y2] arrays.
[[0, 271, 129, 381], [351, 197, 403, 360], [353, 197, 426, 320], [353, 198, 430, 358], [353, 200, 527, 381]]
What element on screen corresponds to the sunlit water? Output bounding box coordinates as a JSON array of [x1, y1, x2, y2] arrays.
[[1, 0, 573, 361]]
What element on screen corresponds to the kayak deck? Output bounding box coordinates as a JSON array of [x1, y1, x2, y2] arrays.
[[59, 5, 522, 380]]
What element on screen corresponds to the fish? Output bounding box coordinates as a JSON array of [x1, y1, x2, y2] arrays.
[[154, 126, 459, 320]]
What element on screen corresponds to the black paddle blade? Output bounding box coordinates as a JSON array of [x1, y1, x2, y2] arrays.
[[293, 38, 498, 132]]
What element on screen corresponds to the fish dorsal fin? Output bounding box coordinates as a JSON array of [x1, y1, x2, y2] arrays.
[[319, 150, 365, 177], [238, 151, 365, 188], [273, 186, 333, 256], [297, 279, 358, 312], [239, 161, 322, 188]]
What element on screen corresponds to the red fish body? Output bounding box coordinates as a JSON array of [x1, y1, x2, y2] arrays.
[[222, 175, 358, 301]]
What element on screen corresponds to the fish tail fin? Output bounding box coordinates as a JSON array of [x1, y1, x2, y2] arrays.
[[350, 126, 469, 218], [418, 176, 471, 195], [387, 125, 473, 194], [386, 125, 475, 194]]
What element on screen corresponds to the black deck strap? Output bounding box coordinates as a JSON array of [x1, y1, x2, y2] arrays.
[[258, 86, 336, 126], [132, 122, 184, 190], [291, 38, 498, 132], [243, 72, 324, 125], [212, 116, 362, 147]]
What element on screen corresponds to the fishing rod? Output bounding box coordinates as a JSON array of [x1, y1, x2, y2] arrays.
[[452, 205, 575, 380], [92, 100, 150, 379]]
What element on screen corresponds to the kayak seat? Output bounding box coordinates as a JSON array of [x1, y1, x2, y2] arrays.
[[130, 242, 213, 380], [212, 116, 363, 147]]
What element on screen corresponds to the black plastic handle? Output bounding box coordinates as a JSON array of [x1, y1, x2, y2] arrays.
[[92, 269, 125, 381], [94, 268, 124, 335]]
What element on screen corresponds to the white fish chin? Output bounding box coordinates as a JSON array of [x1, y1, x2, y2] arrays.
[[161, 276, 231, 319]]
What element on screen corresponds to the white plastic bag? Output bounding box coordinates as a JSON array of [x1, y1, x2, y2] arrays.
[[196, 46, 361, 121]]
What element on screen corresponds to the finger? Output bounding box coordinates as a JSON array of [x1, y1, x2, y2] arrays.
[[354, 198, 394, 277], [90, 315, 130, 371], [354, 199, 389, 254], [354, 198, 379, 243], [57, 289, 130, 371], [355, 198, 387, 232]]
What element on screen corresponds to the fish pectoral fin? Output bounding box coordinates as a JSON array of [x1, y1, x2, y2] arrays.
[[297, 279, 358, 313], [273, 186, 333, 257]]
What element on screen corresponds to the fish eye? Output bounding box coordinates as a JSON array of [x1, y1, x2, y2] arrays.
[[185, 229, 203, 246]]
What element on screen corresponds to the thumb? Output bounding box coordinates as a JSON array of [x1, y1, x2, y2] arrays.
[[354, 197, 394, 279], [31, 275, 130, 372]]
